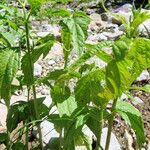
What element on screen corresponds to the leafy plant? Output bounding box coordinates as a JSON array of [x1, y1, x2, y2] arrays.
[[0, 0, 150, 150]]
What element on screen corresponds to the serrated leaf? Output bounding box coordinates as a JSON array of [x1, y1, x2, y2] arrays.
[[0, 49, 19, 104], [57, 96, 77, 117], [62, 11, 90, 54], [32, 34, 55, 62], [7, 101, 29, 132], [7, 98, 48, 132], [60, 20, 72, 66], [68, 41, 113, 72], [116, 101, 145, 148], [75, 69, 105, 106]]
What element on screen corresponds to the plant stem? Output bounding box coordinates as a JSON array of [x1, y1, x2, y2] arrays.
[[22, 4, 43, 149], [105, 99, 117, 150], [96, 108, 104, 150]]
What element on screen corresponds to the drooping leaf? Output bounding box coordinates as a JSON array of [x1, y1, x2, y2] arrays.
[[116, 101, 145, 148], [0, 49, 19, 104], [7, 98, 48, 132], [6, 101, 29, 132]]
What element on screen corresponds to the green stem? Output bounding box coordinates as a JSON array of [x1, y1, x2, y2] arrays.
[[105, 99, 118, 150], [96, 108, 104, 150], [21, 3, 43, 149]]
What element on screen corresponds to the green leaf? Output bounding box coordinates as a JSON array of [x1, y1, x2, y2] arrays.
[[127, 38, 150, 83], [11, 142, 25, 150], [7, 101, 29, 132], [51, 84, 71, 104], [21, 53, 33, 86], [36, 69, 67, 84], [0, 49, 19, 104], [63, 108, 89, 150], [44, 8, 71, 17], [129, 84, 150, 93], [62, 11, 90, 54], [75, 69, 105, 106], [116, 101, 145, 148], [0, 133, 7, 144], [7, 98, 48, 132], [68, 41, 113, 72], [60, 20, 72, 66], [32, 34, 55, 62], [112, 39, 130, 60], [131, 11, 150, 35], [57, 96, 77, 117]]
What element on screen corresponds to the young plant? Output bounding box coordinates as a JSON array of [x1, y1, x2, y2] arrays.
[[0, 0, 150, 150]]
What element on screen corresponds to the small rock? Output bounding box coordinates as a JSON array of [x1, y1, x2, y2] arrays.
[[90, 13, 103, 25], [103, 31, 123, 40], [132, 96, 144, 105], [119, 24, 125, 31], [113, 4, 132, 13], [37, 32, 50, 37], [136, 70, 150, 82], [41, 120, 59, 144], [48, 59, 56, 65], [101, 128, 121, 150], [40, 24, 60, 37], [87, 33, 107, 43], [34, 63, 42, 77], [101, 13, 110, 21], [120, 93, 128, 100], [138, 18, 150, 36]]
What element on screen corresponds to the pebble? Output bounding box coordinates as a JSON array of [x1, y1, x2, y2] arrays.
[[132, 96, 144, 105], [34, 63, 42, 77], [136, 70, 150, 82], [48, 59, 56, 65]]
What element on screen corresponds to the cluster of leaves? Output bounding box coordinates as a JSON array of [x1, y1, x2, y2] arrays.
[[0, 0, 150, 150]]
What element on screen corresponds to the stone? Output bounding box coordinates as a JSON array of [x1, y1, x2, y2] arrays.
[[120, 93, 128, 100], [46, 43, 63, 59], [90, 13, 103, 26], [101, 13, 109, 21], [138, 18, 150, 36], [40, 24, 60, 37], [41, 120, 59, 144], [136, 70, 150, 82], [132, 96, 144, 105], [111, 4, 132, 25], [37, 32, 50, 37], [34, 63, 42, 77], [87, 33, 107, 43], [100, 128, 121, 150], [48, 59, 56, 65], [102, 30, 123, 40]]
